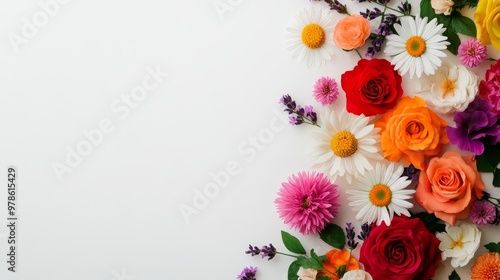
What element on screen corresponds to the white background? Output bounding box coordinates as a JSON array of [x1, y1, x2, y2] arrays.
[[0, 0, 497, 279]]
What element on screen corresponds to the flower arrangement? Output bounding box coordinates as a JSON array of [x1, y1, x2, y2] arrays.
[[237, 0, 500, 279]]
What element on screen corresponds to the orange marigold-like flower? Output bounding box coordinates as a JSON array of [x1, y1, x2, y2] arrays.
[[318, 249, 359, 280], [374, 96, 449, 170], [470, 252, 500, 280]]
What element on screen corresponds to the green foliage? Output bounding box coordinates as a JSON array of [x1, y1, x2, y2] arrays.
[[281, 231, 306, 255], [296, 249, 326, 271], [287, 260, 300, 280], [449, 270, 461, 280], [476, 143, 500, 187], [410, 211, 446, 234], [485, 242, 500, 253], [319, 224, 346, 249], [420, 0, 477, 55]]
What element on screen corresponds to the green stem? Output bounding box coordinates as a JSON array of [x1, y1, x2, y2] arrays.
[[354, 48, 363, 59], [276, 252, 300, 258]]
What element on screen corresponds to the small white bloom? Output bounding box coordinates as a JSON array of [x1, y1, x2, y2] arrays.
[[342, 269, 373, 280], [297, 267, 317, 280], [417, 63, 479, 114], [431, 0, 454, 15], [436, 221, 481, 268]]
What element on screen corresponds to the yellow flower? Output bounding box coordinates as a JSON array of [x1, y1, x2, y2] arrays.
[[474, 0, 500, 49]]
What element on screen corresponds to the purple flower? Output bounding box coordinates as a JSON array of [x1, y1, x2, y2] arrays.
[[446, 98, 500, 155], [458, 39, 487, 68], [280, 95, 319, 127], [346, 223, 358, 250], [237, 266, 257, 280], [470, 200, 496, 225], [245, 244, 276, 260], [402, 164, 420, 182], [357, 223, 372, 241], [260, 244, 276, 260]]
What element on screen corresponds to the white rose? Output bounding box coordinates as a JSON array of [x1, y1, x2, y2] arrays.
[[436, 221, 482, 268], [342, 270, 373, 280], [417, 63, 479, 114], [297, 267, 317, 280], [431, 0, 454, 15]]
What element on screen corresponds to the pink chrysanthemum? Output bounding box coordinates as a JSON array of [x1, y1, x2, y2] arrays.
[[275, 171, 340, 235], [313, 77, 339, 106], [458, 39, 487, 68], [470, 200, 496, 225]]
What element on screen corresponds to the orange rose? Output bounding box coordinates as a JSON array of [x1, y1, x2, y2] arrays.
[[415, 151, 485, 225], [334, 15, 371, 50], [318, 249, 359, 279], [374, 96, 449, 170]]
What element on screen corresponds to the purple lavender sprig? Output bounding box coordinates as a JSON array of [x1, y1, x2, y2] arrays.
[[245, 244, 277, 260], [323, 0, 349, 14], [280, 94, 320, 127], [237, 266, 257, 280], [402, 164, 420, 182], [365, 14, 400, 58], [357, 223, 372, 241], [345, 223, 359, 250]]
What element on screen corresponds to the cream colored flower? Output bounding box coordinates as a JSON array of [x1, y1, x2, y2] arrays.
[[417, 63, 479, 114], [297, 267, 318, 280], [431, 0, 454, 15], [342, 269, 373, 280], [436, 221, 481, 268]]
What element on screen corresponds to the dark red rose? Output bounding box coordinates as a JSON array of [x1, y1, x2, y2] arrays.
[[359, 216, 440, 280], [341, 58, 403, 116]]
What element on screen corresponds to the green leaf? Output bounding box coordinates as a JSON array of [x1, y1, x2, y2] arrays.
[[410, 212, 446, 234], [281, 231, 306, 255], [287, 260, 301, 280], [451, 12, 477, 37], [316, 277, 332, 280], [493, 169, 500, 188], [476, 143, 500, 173], [319, 224, 346, 249], [443, 28, 461, 55], [485, 242, 500, 253], [449, 270, 461, 280], [296, 249, 326, 271], [420, 0, 436, 19], [476, 154, 496, 172]]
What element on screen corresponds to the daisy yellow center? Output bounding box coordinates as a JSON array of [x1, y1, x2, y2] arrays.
[[405, 36, 426, 57], [369, 184, 392, 207], [330, 131, 358, 158], [442, 79, 456, 98], [301, 24, 326, 49], [451, 235, 464, 249]]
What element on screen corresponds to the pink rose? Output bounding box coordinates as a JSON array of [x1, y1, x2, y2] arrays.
[[479, 60, 500, 116]]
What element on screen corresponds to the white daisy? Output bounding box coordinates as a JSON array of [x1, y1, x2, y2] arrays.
[[285, 5, 335, 67], [311, 109, 382, 184], [346, 163, 415, 226], [384, 17, 449, 78]]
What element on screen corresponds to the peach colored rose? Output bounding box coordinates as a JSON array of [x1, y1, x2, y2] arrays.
[[374, 96, 449, 170], [334, 15, 371, 50], [415, 151, 485, 225], [431, 0, 454, 15]]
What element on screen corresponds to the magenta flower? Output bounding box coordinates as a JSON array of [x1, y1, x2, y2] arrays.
[[446, 98, 500, 155], [275, 171, 340, 235], [470, 200, 496, 225], [479, 60, 500, 116], [313, 76, 339, 106], [458, 39, 487, 68]]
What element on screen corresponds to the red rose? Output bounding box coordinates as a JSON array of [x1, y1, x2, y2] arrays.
[[359, 216, 440, 280], [341, 58, 403, 116]]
